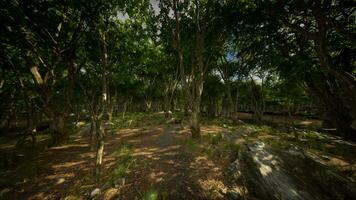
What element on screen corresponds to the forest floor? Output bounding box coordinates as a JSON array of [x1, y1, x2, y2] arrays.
[[0, 113, 355, 200]]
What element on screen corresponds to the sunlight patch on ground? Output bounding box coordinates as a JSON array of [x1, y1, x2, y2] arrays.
[[198, 179, 227, 199], [45, 172, 75, 180], [201, 125, 224, 135], [52, 161, 86, 169], [328, 157, 350, 167], [78, 152, 95, 158], [103, 188, 119, 199], [157, 145, 181, 152], [133, 147, 159, 156], [51, 144, 87, 150], [148, 171, 166, 183], [190, 156, 216, 170]]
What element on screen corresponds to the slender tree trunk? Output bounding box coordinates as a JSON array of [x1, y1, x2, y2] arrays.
[[235, 80, 240, 118], [27, 105, 36, 145], [89, 119, 95, 151], [164, 92, 170, 118], [122, 100, 127, 119], [190, 76, 203, 138], [226, 79, 234, 117], [173, 0, 190, 118], [95, 118, 104, 175]]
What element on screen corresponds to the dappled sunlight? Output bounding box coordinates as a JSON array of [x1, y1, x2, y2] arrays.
[[198, 179, 227, 198], [50, 144, 88, 150], [103, 188, 119, 199], [3, 113, 351, 200], [148, 171, 167, 183], [117, 128, 141, 135], [78, 152, 96, 159], [190, 155, 221, 173], [45, 172, 75, 181], [28, 192, 46, 200], [252, 150, 281, 177], [258, 163, 273, 176], [328, 157, 349, 167], [133, 147, 159, 156], [51, 161, 86, 169], [201, 125, 225, 135]]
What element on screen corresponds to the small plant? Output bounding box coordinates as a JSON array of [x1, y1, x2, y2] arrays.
[[208, 133, 223, 145], [110, 143, 135, 182], [185, 138, 199, 151], [142, 189, 158, 200]]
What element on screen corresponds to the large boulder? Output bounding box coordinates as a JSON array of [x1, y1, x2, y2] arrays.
[[226, 141, 356, 200]]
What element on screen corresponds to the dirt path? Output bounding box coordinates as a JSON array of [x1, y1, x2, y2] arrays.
[[113, 124, 226, 199], [1, 124, 227, 200]]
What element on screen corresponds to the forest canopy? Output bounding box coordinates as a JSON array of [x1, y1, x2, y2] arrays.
[[1, 0, 355, 141]]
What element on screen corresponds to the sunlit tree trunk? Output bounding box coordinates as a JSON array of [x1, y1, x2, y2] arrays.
[[93, 17, 110, 175]]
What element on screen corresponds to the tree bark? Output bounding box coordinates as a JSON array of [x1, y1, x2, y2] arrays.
[[95, 118, 104, 175], [50, 114, 66, 144]]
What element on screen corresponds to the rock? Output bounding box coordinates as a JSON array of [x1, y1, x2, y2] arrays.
[[226, 141, 356, 200], [90, 188, 101, 197], [287, 145, 305, 158], [247, 141, 265, 151]]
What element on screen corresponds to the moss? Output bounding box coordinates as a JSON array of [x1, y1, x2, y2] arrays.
[[262, 138, 291, 150]]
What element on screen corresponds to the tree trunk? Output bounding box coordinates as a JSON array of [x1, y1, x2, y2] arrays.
[[190, 109, 200, 139], [122, 100, 127, 119], [50, 114, 66, 144], [26, 106, 36, 145], [190, 77, 203, 139], [89, 120, 95, 151], [164, 93, 171, 118], [95, 119, 104, 175], [306, 75, 356, 141], [235, 81, 240, 118]]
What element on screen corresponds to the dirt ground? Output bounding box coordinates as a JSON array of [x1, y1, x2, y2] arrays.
[[1, 113, 355, 200], [0, 123, 228, 200]]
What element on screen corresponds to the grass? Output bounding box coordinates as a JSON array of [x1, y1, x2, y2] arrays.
[[111, 112, 168, 130], [185, 138, 200, 151], [1, 112, 354, 199], [201, 116, 235, 127], [198, 115, 355, 180], [110, 142, 136, 183]]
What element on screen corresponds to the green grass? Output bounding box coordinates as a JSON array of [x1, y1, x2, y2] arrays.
[[206, 132, 223, 145], [111, 112, 168, 130], [110, 142, 136, 182], [185, 138, 199, 151], [201, 116, 235, 127]]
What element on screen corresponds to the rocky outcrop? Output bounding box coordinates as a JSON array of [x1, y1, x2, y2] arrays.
[[226, 141, 356, 200]]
